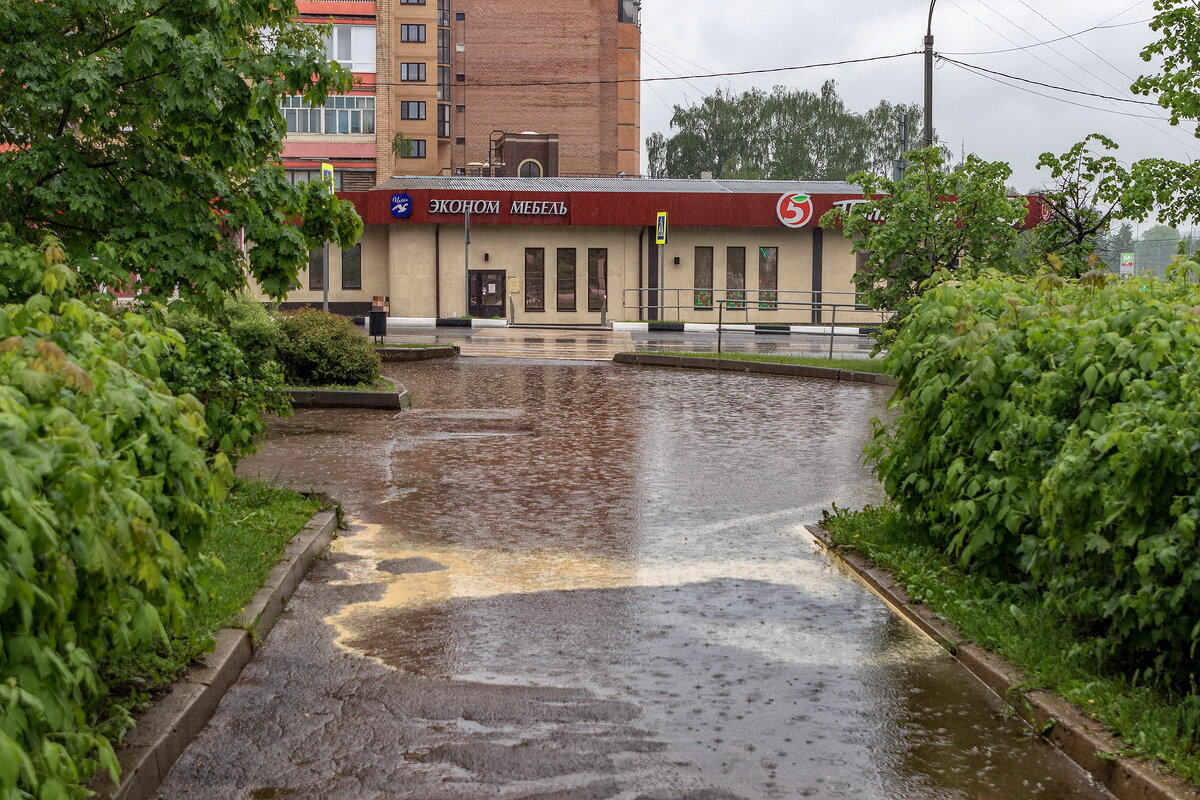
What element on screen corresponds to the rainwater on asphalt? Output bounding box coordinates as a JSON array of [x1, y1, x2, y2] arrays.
[[158, 359, 1112, 800]]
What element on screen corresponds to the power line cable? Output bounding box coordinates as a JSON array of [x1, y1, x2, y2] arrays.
[[941, 16, 1149, 55], [640, 49, 699, 105], [642, 46, 732, 101], [369, 51, 921, 90], [939, 56, 1159, 105], [942, 57, 1175, 120], [944, 0, 1200, 155], [960, 0, 1198, 155], [642, 40, 756, 94]]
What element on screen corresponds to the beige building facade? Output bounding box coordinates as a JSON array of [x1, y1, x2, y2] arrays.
[[275, 177, 898, 328]]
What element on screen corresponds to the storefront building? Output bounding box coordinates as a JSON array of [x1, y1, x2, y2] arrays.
[[274, 176, 1040, 326]]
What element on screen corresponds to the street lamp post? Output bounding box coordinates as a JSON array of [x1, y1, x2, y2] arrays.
[[924, 0, 937, 149]]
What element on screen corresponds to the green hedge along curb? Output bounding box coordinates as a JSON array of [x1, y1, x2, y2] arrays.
[[612, 352, 896, 387], [802, 523, 1200, 800], [90, 509, 339, 800]]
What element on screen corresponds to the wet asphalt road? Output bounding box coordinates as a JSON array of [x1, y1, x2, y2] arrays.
[[157, 359, 1111, 799]]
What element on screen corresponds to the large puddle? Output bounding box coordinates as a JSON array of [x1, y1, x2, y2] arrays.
[[160, 358, 1111, 799]]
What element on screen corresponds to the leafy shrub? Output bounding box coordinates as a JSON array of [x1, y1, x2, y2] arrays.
[[0, 247, 229, 798], [163, 294, 290, 466], [873, 270, 1200, 680], [275, 308, 381, 387]]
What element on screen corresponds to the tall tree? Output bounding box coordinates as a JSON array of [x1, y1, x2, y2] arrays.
[[647, 81, 922, 181], [0, 0, 363, 306], [821, 147, 1027, 337]]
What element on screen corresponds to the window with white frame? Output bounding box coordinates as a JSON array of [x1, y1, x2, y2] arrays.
[[285, 168, 343, 190], [280, 96, 376, 134], [325, 25, 375, 72]]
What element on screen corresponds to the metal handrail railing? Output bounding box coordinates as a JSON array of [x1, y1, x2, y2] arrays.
[[622, 287, 874, 323], [707, 298, 886, 358]]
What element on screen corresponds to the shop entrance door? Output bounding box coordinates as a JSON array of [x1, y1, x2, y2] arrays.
[[468, 270, 507, 318]]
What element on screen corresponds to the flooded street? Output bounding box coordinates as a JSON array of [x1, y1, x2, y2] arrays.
[[159, 359, 1110, 800]]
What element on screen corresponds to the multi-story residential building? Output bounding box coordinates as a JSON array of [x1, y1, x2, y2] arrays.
[[281, 0, 641, 187]]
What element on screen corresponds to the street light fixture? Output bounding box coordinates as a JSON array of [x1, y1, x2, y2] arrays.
[[924, 0, 938, 149]]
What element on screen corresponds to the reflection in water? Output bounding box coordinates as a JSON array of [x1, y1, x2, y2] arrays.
[[234, 359, 1108, 800]]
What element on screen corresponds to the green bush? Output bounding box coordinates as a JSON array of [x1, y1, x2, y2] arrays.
[[873, 270, 1200, 681], [0, 247, 229, 798], [163, 294, 290, 466], [275, 308, 381, 387]]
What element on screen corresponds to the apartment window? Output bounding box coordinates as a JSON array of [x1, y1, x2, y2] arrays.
[[401, 24, 426, 42], [400, 62, 426, 82], [308, 248, 325, 291], [557, 248, 576, 311], [400, 101, 427, 120], [726, 246, 746, 309], [456, 11, 465, 20], [456, 104, 466, 113], [400, 139, 427, 158], [285, 169, 342, 191], [456, 73, 466, 82], [759, 246, 778, 310], [438, 66, 451, 101], [588, 249, 607, 312], [399, 0, 425, 4], [437, 0, 450, 26], [438, 104, 451, 138], [525, 248, 545, 311], [455, 136, 466, 145], [694, 246, 713, 308], [437, 28, 451, 64], [325, 25, 375, 72], [281, 96, 375, 135]]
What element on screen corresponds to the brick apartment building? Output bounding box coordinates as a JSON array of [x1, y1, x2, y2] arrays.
[[281, 0, 641, 190]]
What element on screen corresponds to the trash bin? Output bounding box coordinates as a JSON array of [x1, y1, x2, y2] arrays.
[[368, 309, 387, 339]]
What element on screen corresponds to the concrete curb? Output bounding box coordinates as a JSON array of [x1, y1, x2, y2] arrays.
[[430, 317, 507, 328], [285, 376, 412, 410], [803, 524, 1200, 800], [611, 321, 869, 335], [92, 509, 338, 800], [375, 345, 458, 362], [612, 352, 896, 387]]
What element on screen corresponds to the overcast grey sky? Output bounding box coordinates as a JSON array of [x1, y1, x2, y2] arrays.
[[639, 0, 1195, 220]]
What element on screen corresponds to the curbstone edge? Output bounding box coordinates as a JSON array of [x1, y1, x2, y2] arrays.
[[92, 509, 338, 800], [804, 524, 1200, 800]]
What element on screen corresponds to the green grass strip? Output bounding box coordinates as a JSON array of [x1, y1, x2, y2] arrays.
[[100, 480, 321, 729], [649, 350, 889, 373], [822, 505, 1200, 785]]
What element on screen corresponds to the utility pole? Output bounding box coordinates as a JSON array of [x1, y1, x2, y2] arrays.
[[924, 0, 937, 149], [894, 112, 910, 182]]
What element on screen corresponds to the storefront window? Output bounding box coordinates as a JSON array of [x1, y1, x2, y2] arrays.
[[726, 246, 745, 310], [341, 243, 361, 290], [759, 246, 778, 310], [694, 246, 713, 309], [525, 248, 544, 311], [308, 248, 325, 291], [588, 248, 607, 312], [557, 248, 576, 311]]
